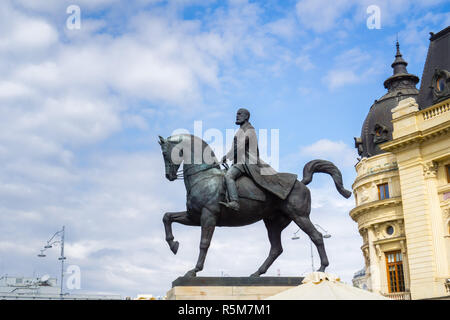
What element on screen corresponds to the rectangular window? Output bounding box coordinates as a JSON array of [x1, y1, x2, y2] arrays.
[[446, 165, 450, 183], [385, 251, 405, 293], [378, 183, 390, 200]]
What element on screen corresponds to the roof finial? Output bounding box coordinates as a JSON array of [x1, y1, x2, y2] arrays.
[[391, 36, 407, 75], [383, 34, 419, 91], [395, 35, 401, 57]]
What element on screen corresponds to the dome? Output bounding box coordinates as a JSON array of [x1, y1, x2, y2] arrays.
[[354, 42, 419, 158]]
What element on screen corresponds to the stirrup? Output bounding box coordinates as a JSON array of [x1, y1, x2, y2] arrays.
[[219, 201, 240, 211]]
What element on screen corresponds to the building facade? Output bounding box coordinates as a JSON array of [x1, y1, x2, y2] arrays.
[[0, 275, 121, 300], [352, 268, 369, 291], [350, 27, 450, 300]]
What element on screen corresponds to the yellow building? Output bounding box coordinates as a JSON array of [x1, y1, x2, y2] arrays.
[[351, 26, 450, 300]]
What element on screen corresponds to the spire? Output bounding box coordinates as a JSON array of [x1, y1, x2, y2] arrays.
[[383, 39, 419, 91], [391, 40, 408, 75]]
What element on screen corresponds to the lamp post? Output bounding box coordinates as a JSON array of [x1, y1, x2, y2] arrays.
[[291, 224, 331, 272], [37, 226, 66, 299]]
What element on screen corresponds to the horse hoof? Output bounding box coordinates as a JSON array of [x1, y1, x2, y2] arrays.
[[184, 270, 197, 278], [170, 241, 179, 255]]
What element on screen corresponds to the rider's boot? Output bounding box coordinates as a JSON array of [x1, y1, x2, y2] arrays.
[[219, 177, 240, 212]]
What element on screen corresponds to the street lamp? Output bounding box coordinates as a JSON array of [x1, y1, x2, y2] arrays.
[[291, 224, 331, 272], [37, 226, 66, 299]]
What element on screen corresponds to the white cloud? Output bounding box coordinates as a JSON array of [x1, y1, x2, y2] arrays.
[[334, 47, 369, 67], [265, 15, 300, 40], [326, 69, 360, 90], [322, 47, 384, 90], [0, 81, 33, 98], [295, 0, 354, 33], [295, 54, 315, 71], [0, 4, 58, 52], [298, 86, 313, 96], [300, 139, 357, 168], [295, 0, 449, 34]]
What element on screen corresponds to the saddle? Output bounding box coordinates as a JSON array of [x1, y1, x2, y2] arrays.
[[220, 164, 297, 203], [222, 174, 266, 202], [236, 176, 267, 202]]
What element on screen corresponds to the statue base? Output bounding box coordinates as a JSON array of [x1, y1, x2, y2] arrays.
[[166, 277, 303, 300]]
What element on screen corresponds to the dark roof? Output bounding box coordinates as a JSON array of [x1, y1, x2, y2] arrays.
[[383, 41, 419, 90], [355, 42, 419, 158], [417, 26, 450, 109]]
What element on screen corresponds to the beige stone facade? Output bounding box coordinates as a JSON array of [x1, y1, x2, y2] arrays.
[[166, 285, 294, 300], [350, 97, 450, 300]]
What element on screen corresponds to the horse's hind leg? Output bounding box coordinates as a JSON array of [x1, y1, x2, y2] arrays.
[[288, 211, 329, 272], [295, 216, 329, 272], [283, 183, 329, 272], [250, 214, 291, 277], [163, 211, 199, 254]]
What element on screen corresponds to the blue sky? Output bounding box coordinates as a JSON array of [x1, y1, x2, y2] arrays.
[[0, 0, 449, 298]]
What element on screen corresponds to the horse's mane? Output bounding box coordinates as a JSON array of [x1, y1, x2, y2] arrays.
[[168, 134, 219, 164]]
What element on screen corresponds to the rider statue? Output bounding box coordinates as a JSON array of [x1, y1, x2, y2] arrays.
[[219, 108, 297, 212], [219, 108, 259, 211]]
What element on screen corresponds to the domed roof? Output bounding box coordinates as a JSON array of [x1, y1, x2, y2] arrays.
[[354, 42, 419, 159]]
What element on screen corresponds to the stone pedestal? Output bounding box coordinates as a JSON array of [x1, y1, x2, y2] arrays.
[[166, 277, 303, 300]]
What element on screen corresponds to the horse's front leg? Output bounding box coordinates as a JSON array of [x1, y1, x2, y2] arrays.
[[163, 211, 199, 254], [184, 206, 218, 277]]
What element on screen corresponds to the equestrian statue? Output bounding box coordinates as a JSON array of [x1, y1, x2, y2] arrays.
[[159, 108, 352, 278]]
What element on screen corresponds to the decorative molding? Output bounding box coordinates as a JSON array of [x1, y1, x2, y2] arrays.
[[369, 219, 405, 242], [373, 224, 381, 239], [423, 161, 438, 179], [430, 69, 450, 104], [400, 240, 407, 255], [373, 236, 407, 247], [381, 120, 450, 153], [362, 229, 368, 244], [350, 197, 402, 222], [360, 186, 370, 204], [442, 206, 450, 219], [362, 247, 370, 267], [375, 244, 382, 259], [354, 162, 399, 184]]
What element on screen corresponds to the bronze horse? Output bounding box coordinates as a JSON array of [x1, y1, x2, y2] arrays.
[[159, 134, 351, 277]]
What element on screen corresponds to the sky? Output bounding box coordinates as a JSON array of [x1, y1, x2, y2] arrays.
[[0, 0, 449, 298]]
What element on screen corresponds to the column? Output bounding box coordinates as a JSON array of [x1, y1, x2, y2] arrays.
[[423, 161, 448, 296]]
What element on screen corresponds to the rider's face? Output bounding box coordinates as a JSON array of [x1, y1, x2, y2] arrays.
[[235, 110, 248, 125]]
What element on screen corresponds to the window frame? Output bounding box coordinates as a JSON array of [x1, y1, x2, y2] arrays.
[[385, 250, 406, 293], [378, 183, 390, 200]]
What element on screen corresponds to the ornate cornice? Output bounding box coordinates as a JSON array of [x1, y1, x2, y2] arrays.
[[350, 197, 402, 222], [373, 236, 406, 246], [381, 120, 450, 152], [354, 166, 398, 186]]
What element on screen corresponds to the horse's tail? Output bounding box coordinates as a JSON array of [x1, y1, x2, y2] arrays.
[[301, 159, 352, 199]]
